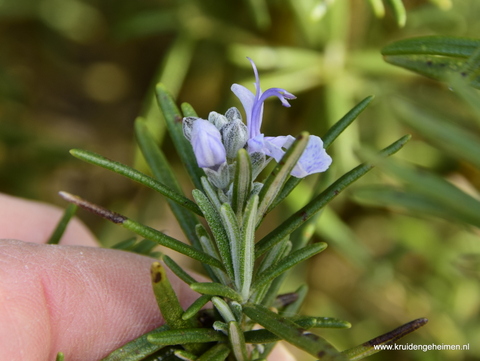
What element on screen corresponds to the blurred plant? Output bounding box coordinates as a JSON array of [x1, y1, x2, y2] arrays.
[[357, 36, 480, 239], [55, 57, 427, 360], [4, 1, 480, 360]]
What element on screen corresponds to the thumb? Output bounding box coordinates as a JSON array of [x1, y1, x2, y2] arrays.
[[0, 240, 199, 361]]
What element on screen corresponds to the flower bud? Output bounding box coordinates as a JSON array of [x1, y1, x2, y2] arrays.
[[182, 116, 197, 141], [225, 107, 242, 122], [208, 111, 228, 129], [221, 119, 248, 159], [191, 118, 227, 169]]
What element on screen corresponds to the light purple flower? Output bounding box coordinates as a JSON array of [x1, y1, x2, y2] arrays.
[[231, 58, 332, 178], [189, 118, 227, 170]]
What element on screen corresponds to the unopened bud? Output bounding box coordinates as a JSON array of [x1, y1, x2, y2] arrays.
[[221, 119, 248, 159]]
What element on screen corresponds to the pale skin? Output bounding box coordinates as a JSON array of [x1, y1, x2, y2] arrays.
[[0, 193, 295, 361]]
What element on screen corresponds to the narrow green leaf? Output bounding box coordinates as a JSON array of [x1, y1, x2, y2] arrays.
[[58, 192, 223, 268], [255, 135, 411, 257], [147, 328, 227, 345], [258, 272, 289, 308], [243, 303, 347, 360], [163, 255, 197, 285], [151, 262, 196, 329], [55, 353, 65, 361], [251, 243, 327, 293], [70, 148, 202, 216], [213, 321, 229, 333], [229, 301, 243, 322], [232, 149, 252, 219], [382, 36, 480, 57], [131, 239, 159, 257], [155, 83, 204, 190], [240, 195, 258, 301], [196, 224, 220, 259], [192, 190, 234, 280], [190, 282, 243, 303], [342, 318, 428, 360], [196, 344, 231, 361], [211, 296, 236, 323], [47, 204, 77, 244], [385, 0, 406, 27], [122, 219, 224, 270], [195, 224, 226, 285], [111, 237, 137, 250], [219, 202, 244, 293], [181, 102, 198, 117], [135, 118, 201, 248], [101, 325, 169, 361], [174, 349, 197, 361], [150, 264, 207, 355], [244, 329, 281, 344], [244, 317, 350, 344], [182, 295, 212, 321], [256, 236, 289, 276], [291, 316, 352, 329], [228, 321, 248, 361], [200, 177, 223, 211], [252, 239, 291, 306], [256, 132, 309, 224]]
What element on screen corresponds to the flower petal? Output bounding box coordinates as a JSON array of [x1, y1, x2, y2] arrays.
[[231, 84, 255, 123], [191, 118, 227, 169], [290, 135, 332, 178]]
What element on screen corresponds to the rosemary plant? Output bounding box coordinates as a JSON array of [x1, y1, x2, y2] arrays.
[[59, 58, 426, 361]]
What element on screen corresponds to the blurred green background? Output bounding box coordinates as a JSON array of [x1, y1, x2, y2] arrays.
[[1, 0, 479, 360]]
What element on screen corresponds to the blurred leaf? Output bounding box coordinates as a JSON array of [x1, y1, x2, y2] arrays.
[[382, 36, 480, 57], [395, 102, 480, 167], [382, 36, 480, 89], [47, 204, 77, 244], [385, 0, 407, 27], [114, 10, 177, 40], [368, 0, 385, 17], [358, 154, 480, 228]]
